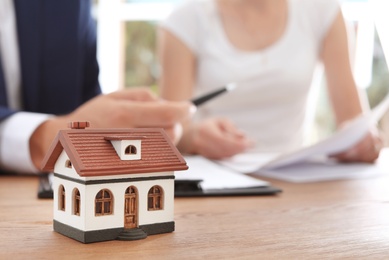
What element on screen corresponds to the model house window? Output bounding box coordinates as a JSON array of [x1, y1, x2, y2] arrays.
[[95, 189, 114, 216], [65, 159, 72, 168], [59, 185, 66, 211], [125, 145, 137, 155], [73, 188, 81, 216], [148, 186, 163, 211]]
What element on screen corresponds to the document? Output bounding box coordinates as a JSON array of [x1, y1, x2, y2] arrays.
[[177, 156, 269, 190], [175, 156, 281, 196], [217, 92, 389, 182], [258, 157, 387, 183]]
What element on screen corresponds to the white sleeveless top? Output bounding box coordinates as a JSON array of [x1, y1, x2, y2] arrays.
[[161, 0, 340, 152]]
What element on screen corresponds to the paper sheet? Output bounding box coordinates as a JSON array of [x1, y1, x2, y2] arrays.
[[258, 158, 386, 183], [218, 92, 389, 176], [176, 156, 269, 190]]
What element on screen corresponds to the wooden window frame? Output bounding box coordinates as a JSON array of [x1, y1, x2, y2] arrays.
[[65, 159, 72, 168], [95, 189, 114, 216], [73, 188, 81, 216], [125, 145, 137, 155], [148, 185, 164, 211], [58, 185, 66, 211]]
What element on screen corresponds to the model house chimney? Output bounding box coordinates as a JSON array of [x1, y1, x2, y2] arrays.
[[68, 121, 90, 129]]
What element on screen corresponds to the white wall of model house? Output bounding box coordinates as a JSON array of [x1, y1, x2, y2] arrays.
[[53, 150, 175, 232]]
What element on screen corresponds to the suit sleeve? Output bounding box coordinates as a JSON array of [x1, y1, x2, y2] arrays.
[[0, 107, 16, 121], [81, 0, 101, 101]]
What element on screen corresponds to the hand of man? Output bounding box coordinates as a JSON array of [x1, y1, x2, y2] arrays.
[[30, 87, 195, 169]]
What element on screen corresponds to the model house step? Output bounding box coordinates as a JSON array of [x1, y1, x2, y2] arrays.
[[116, 228, 148, 241]]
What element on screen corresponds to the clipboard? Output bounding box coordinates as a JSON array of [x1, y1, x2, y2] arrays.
[[174, 179, 281, 197], [38, 173, 54, 199], [174, 156, 281, 197]]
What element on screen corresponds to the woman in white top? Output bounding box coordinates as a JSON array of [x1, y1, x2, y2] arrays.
[[158, 0, 382, 162]]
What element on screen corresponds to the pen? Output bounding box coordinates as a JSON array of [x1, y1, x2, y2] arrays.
[[191, 83, 237, 106]]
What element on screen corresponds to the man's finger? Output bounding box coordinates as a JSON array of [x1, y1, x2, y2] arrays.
[[108, 88, 158, 101]]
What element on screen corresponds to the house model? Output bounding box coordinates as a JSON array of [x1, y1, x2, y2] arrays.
[[41, 122, 188, 243]]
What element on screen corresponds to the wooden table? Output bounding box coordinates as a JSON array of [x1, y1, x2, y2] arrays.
[[1, 171, 389, 259]]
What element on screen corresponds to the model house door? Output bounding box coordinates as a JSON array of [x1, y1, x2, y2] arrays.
[[124, 186, 138, 229]]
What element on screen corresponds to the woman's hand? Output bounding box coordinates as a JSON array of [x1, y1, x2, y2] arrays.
[[331, 127, 383, 163], [180, 117, 254, 159]]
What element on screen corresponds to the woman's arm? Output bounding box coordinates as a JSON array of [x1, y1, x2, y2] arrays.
[[157, 28, 252, 158], [321, 11, 365, 124], [158, 28, 196, 101], [321, 11, 382, 162], [158, 28, 198, 154]]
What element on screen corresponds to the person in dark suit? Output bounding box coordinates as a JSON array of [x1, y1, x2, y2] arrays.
[[0, 0, 193, 173]]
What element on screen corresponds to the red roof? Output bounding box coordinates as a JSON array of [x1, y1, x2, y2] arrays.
[[41, 128, 188, 177]]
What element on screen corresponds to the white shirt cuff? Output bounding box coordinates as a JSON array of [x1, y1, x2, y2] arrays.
[[0, 112, 52, 174]]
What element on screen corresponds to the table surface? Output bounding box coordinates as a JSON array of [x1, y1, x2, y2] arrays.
[[1, 169, 389, 259]]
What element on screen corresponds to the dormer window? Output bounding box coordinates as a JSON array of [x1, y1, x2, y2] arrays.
[[125, 145, 137, 155], [65, 160, 72, 168], [104, 136, 145, 161]]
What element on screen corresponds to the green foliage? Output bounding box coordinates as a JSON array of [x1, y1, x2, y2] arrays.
[[366, 33, 389, 108], [124, 21, 158, 88]]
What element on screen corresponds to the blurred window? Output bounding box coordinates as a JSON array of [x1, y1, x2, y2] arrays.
[[95, 0, 389, 143]]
